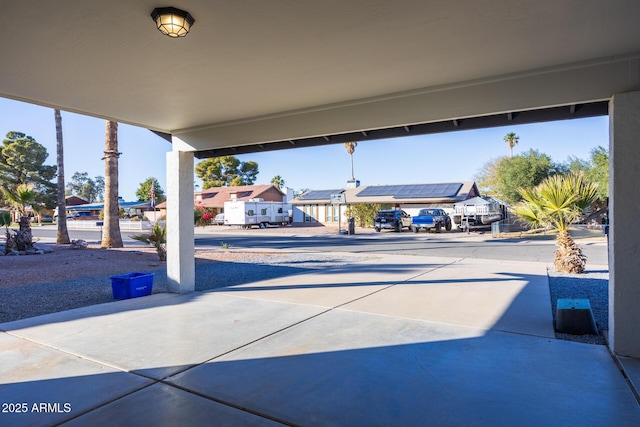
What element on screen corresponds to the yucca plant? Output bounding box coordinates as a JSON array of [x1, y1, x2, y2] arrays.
[[131, 222, 166, 261], [513, 173, 598, 273]]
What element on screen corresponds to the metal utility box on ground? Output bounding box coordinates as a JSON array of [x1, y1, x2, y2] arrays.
[[555, 298, 598, 335]]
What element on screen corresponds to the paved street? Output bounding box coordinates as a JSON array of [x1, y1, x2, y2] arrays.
[[31, 224, 609, 266]]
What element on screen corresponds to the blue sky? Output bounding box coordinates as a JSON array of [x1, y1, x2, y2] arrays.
[[0, 97, 609, 201]]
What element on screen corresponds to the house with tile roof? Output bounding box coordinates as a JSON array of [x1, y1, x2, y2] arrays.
[[156, 184, 291, 215], [291, 182, 480, 225]]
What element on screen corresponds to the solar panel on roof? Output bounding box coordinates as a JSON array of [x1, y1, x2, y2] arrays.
[[401, 183, 463, 198], [356, 185, 399, 197], [356, 183, 462, 199], [298, 189, 343, 200]]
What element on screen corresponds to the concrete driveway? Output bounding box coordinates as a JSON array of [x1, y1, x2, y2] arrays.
[[1, 254, 638, 426]]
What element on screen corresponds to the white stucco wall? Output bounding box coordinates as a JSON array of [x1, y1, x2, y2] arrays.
[[609, 91, 640, 358]]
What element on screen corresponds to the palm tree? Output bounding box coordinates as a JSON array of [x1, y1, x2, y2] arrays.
[[503, 132, 519, 157], [102, 121, 123, 248], [2, 182, 39, 219], [131, 222, 166, 261], [271, 175, 285, 189], [513, 173, 598, 273], [54, 109, 70, 244], [344, 141, 357, 180], [2, 183, 39, 251]]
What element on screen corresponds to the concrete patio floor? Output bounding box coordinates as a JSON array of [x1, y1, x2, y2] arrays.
[[1, 254, 639, 426]]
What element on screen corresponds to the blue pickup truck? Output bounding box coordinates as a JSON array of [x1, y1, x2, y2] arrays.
[[411, 208, 452, 233]]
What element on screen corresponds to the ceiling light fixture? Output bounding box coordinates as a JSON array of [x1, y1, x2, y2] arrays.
[[151, 7, 195, 38]]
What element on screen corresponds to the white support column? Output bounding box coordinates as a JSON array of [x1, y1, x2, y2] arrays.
[[609, 92, 640, 358], [166, 146, 195, 293]]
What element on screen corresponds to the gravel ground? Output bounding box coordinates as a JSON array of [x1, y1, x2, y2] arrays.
[[0, 251, 371, 323], [548, 268, 609, 345]]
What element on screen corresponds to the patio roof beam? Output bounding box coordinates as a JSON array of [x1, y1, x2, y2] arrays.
[[193, 101, 608, 159]]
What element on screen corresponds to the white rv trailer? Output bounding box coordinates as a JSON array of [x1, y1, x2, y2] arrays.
[[223, 199, 290, 228]]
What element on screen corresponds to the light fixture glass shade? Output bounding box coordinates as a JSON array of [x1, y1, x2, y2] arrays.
[[151, 7, 195, 38]]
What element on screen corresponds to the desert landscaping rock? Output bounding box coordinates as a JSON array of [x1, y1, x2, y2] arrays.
[[548, 268, 608, 345], [0, 243, 370, 323]]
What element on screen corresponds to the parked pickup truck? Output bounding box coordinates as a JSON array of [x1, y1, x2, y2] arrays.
[[373, 209, 412, 232], [411, 208, 452, 233]]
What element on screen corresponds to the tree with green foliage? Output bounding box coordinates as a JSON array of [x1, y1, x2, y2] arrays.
[[567, 146, 609, 201], [238, 160, 259, 185], [195, 156, 259, 189], [474, 157, 502, 196], [66, 172, 105, 202], [0, 131, 56, 208], [584, 146, 609, 200], [513, 173, 598, 273], [494, 149, 560, 204], [346, 203, 383, 227], [136, 177, 166, 204]]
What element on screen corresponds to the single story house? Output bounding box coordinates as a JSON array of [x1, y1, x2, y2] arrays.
[[291, 182, 480, 225], [156, 184, 293, 216], [65, 201, 153, 219]]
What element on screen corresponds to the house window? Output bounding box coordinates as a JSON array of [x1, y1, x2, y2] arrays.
[[325, 204, 339, 222], [304, 204, 317, 222]]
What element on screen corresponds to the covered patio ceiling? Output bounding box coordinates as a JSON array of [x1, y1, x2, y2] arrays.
[[2, 1, 640, 157]]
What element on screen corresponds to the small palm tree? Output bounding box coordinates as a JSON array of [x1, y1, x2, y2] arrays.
[[1, 183, 39, 251], [1, 183, 39, 218], [513, 173, 598, 273], [344, 141, 358, 180], [131, 223, 166, 261], [503, 132, 519, 157], [271, 175, 285, 189]]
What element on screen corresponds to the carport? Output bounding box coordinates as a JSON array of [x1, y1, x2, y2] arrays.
[[1, 1, 639, 359]]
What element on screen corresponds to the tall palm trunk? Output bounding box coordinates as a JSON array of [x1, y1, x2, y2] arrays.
[[350, 153, 355, 180], [554, 230, 587, 273], [54, 109, 70, 244], [344, 142, 357, 180], [101, 121, 123, 248]]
